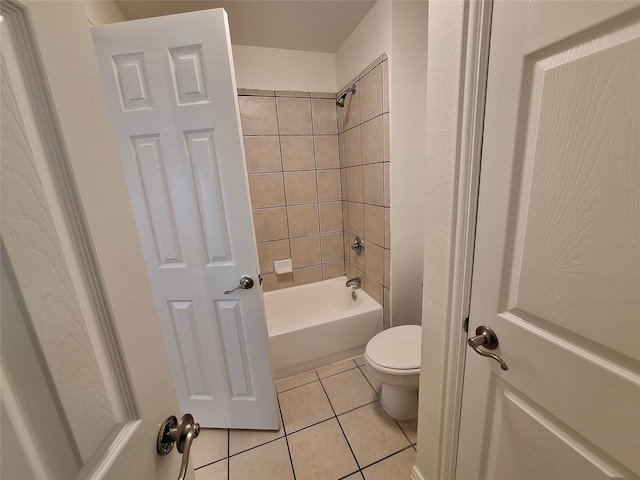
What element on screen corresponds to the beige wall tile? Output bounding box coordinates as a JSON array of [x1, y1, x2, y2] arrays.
[[340, 167, 348, 200], [362, 163, 383, 206], [238, 88, 275, 96], [290, 235, 321, 268], [275, 90, 310, 97], [364, 204, 385, 248], [342, 86, 360, 131], [243, 136, 282, 173], [364, 274, 384, 307], [382, 60, 389, 114], [337, 102, 345, 133], [281, 136, 315, 171], [338, 133, 346, 167], [361, 116, 383, 165], [323, 261, 345, 279], [384, 207, 391, 248], [310, 92, 336, 99], [383, 287, 390, 325], [239, 96, 278, 135], [360, 63, 383, 123], [284, 171, 317, 205], [342, 201, 349, 232], [293, 265, 323, 286], [384, 248, 391, 288], [346, 166, 363, 203], [383, 113, 390, 162], [253, 207, 289, 242], [364, 241, 384, 284], [277, 97, 312, 135], [287, 204, 319, 237], [248, 173, 285, 208], [321, 233, 344, 263], [347, 202, 364, 237], [383, 162, 390, 207], [314, 135, 340, 169], [319, 202, 343, 233], [257, 239, 291, 274], [344, 126, 361, 167], [317, 169, 342, 202], [311, 98, 338, 134]]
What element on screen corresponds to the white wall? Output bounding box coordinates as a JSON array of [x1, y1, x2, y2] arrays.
[[388, 1, 428, 326], [232, 45, 337, 92], [416, 1, 467, 478], [85, 0, 125, 24], [335, 1, 392, 90]]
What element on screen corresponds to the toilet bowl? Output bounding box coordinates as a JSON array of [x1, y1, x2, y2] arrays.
[[364, 325, 421, 420]]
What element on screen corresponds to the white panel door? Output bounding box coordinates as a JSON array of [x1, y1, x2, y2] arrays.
[[91, 9, 279, 429], [457, 1, 640, 479], [1, 1, 182, 478]]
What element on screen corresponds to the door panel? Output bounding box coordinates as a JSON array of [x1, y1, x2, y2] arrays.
[[92, 9, 279, 429], [1, 2, 181, 478], [457, 1, 640, 478]]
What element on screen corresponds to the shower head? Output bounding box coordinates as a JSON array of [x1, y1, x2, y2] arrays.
[[336, 84, 357, 107]]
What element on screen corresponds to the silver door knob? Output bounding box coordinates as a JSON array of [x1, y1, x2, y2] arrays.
[[157, 413, 200, 480], [224, 275, 254, 294], [467, 326, 508, 370]]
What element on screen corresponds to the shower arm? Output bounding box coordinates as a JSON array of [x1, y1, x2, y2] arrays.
[[336, 84, 357, 107]]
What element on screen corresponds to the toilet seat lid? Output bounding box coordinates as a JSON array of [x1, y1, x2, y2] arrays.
[[366, 325, 421, 370]]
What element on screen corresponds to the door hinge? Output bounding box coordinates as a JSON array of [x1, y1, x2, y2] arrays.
[[463, 316, 469, 333], [258, 273, 263, 285]]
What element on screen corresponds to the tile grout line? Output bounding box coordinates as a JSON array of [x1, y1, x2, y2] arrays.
[[316, 369, 363, 474], [279, 392, 297, 480], [359, 444, 416, 472]]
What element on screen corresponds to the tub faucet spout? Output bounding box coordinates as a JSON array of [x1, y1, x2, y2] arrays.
[[345, 277, 361, 288]]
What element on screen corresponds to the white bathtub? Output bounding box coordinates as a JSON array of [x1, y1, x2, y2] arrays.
[[264, 276, 383, 380]]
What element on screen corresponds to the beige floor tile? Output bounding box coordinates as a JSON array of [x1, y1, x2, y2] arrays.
[[316, 359, 358, 378], [354, 355, 365, 367], [288, 418, 359, 480], [229, 437, 294, 480], [229, 423, 285, 456], [359, 366, 382, 395], [190, 428, 228, 468], [362, 447, 416, 480], [195, 458, 227, 479], [339, 403, 411, 468], [321, 368, 378, 414], [276, 369, 318, 393], [343, 473, 364, 480], [396, 417, 418, 445], [279, 381, 334, 433]]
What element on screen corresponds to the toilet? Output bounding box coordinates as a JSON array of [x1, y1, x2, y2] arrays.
[[364, 325, 421, 420]]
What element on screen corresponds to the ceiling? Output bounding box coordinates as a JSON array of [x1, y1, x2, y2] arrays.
[[114, 1, 376, 53]]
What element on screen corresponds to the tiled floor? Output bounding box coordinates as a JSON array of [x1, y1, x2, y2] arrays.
[[192, 356, 418, 480]]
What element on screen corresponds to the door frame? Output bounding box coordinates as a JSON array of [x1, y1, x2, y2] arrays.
[[413, 1, 492, 479]]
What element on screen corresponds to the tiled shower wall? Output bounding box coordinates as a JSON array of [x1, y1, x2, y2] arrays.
[[339, 56, 391, 326], [238, 90, 344, 292], [237, 55, 390, 324]]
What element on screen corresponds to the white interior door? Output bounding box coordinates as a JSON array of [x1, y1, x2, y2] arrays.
[[457, 1, 640, 479], [1, 1, 183, 478], [91, 9, 279, 429]]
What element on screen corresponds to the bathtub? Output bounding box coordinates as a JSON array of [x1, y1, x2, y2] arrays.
[[264, 276, 383, 380]]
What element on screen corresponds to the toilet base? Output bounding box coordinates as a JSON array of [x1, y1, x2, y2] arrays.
[[379, 384, 418, 420]]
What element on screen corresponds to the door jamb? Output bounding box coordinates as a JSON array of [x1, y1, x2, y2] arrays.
[[442, 1, 493, 477], [412, 1, 493, 479]]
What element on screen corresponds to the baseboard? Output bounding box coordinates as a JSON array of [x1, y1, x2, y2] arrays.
[[410, 464, 426, 480]]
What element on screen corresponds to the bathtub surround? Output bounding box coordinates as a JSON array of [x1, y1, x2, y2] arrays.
[[239, 89, 344, 292], [238, 56, 391, 325], [339, 55, 391, 328]]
